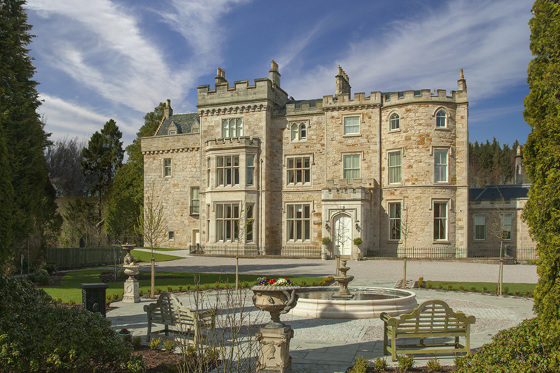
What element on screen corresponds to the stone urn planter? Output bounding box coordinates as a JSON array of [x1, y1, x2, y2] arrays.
[[121, 244, 140, 303], [252, 282, 300, 372], [251, 285, 300, 327]]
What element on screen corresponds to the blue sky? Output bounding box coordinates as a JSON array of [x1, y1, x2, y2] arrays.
[[25, 0, 533, 150]]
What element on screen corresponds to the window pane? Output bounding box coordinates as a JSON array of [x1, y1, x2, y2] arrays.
[[344, 116, 360, 135], [300, 124, 307, 139], [436, 110, 446, 127], [237, 118, 243, 137], [390, 114, 399, 130], [434, 149, 448, 182], [291, 124, 298, 141], [222, 120, 228, 138]]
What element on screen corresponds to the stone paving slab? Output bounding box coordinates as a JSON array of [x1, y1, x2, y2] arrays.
[[107, 287, 534, 372]]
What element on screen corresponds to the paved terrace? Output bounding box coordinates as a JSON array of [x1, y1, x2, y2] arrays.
[[108, 255, 537, 372]]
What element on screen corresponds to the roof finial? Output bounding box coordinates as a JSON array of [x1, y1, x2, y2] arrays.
[[460, 68, 464, 79]]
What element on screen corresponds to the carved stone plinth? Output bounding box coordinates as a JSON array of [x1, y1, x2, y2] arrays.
[[123, 277, 140, 303], [256, 325, 294, 373]]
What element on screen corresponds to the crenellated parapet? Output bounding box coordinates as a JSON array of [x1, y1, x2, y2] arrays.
[[323, 91, 382, 111], [205, 136, 260, 151], [284, 99, 323, 116], [381, 88, 467, 106], [197, 64, 289, 108]]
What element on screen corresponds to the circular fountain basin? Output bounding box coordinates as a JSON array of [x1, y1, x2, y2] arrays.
[[290, 287, 417, 319]]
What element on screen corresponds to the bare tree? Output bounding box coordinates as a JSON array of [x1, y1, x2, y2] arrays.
[[45, 137, 93, 197], [137, 185, 167, 298], [486, 188, 510, 296]]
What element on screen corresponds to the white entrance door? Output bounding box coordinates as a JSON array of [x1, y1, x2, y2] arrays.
[[193, 229, 200, 246], [333, 215, 352, 256]]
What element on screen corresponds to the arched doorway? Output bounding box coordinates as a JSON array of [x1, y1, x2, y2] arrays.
[[333, 214, 352, 256]]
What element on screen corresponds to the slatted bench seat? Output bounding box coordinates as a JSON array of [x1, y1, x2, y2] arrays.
[[380, 300, 476, 361], [144, 292, 216, 345]]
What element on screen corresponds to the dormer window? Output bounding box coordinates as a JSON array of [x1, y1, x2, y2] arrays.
[[168, 122, 178, 135]]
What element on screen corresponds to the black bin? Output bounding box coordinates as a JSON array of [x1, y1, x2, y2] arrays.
[[81, 283, 109, 317]]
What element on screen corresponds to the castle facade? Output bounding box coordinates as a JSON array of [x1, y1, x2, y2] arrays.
[[141, 61, 534, 259]]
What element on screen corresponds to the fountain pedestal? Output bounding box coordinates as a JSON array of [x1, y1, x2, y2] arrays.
[[332, 259, 355, 299], [122, 244, 140, 303]]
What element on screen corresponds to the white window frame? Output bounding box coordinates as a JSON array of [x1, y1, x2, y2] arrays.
[[388, 151, 401, 184], [436, 110, 447, 128], [343, 116, 360, 135], [502, 214, 513, 241], [286, 156, 311, 185], [163, 158, 172, 177], [286, 203, 311, 242], [434, 149, 448, 183], [246, 204, 254, 243], [473, 214, 486, 241], [388, 202, 401, 241], [246, 155, 255, 186], [190, 187, 200, 215], [433, 201, 448, 241], [390, 113, 400, 131], [290, 122, 308, 142], [343, 154, 360, 184], [216, 155, 240, 186], [222, 118, 243, 138], [216, 202, 240, 242]]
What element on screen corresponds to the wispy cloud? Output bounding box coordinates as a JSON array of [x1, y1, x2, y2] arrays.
[[284, 0, 532, 103], [156, 0, 252, 71], [27, 0, 186, 113]]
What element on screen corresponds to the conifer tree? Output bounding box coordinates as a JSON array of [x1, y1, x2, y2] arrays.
[[522, 0, 560, 358], [0, 0, 60, 270], [105, 103, 165, 243]]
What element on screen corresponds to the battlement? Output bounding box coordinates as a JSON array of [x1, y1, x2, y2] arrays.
[[323, 91, 382, 109], [205, 136, 260, 151], [284, 99, 323, 116], [381, 88, 467, 106], [197, 64, 288, 108]]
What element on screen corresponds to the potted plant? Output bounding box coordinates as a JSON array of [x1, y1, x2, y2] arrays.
[[251, 277, 300, 327], [353, 237, 363, 260], [321, 237, 331, 260]]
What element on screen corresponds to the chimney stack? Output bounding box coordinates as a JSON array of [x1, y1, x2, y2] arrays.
[[269, 60, 281, 87], [335, 65, 351, 97], [215, 67, 227, 86], [457, 68, 467, 91], [163, 99, 173, 119]]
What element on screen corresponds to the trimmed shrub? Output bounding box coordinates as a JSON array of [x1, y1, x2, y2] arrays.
[[417, 277, 424, 288], [0, 275, 135, 372], [163, 339, 176, 353], [446, 284, 453, 290], [470, 286, 477, 292], [455, 318, 553, 372], [28, 269, 51, 285], [427, 356, 442, 372], [150, 338, 161, 350]]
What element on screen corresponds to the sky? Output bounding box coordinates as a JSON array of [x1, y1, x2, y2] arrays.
[[24, 0, 534, 152]]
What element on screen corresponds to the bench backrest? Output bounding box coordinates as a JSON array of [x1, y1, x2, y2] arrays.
[[147, 292, 215, 330], [394, 300, 475, 334]]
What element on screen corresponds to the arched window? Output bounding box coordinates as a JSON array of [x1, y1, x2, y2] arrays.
[[390, 113, 400, 131], [300, 124, 307, 139], [436, 110, 447, 128], [291, 123, 298, 141]]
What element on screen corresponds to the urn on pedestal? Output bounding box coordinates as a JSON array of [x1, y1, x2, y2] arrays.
[[122, 244, 140, 303], [252, 278, 299, 373]]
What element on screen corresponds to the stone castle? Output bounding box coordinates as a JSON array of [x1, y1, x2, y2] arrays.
[[141, 61, 535, 259]]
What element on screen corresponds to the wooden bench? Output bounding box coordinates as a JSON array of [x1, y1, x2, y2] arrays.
[[380, 300, 476, 361], [144, 292, 216, 344]]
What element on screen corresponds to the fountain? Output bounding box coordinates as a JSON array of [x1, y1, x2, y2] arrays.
[[290, 261, 417, 319], [332, 259, 354, 299]]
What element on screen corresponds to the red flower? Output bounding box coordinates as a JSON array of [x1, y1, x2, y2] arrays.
[[268, 278, 276, 284]]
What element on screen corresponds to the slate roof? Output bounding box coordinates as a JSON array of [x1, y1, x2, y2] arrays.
[[156, 113, 199, 136], [469, 184, 530, 201]]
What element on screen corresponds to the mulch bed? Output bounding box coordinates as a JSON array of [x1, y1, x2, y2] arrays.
[[133, 346, 183, 372], [352, 368, 455, 372]]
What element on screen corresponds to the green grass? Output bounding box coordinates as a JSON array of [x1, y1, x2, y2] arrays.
[[40, 270, 325, 303], [130, 249, 182, 262], [426, 281, 536, 295]]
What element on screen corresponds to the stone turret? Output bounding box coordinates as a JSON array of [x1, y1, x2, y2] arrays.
[[269, 60, 281, 87], [515, 146, 528, 184], [163, 99, 173, 119], [335, 65, 351, 97], [458, 68, 467, 91], [215, 67, 227, 86]]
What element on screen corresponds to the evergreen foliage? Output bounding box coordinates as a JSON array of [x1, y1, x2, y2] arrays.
[[469, 138, 521, 187], [0, 0, 60, 271], [522, 0, 560, 366], [45, 137, 92, 197], [106, 102, 165, 243]]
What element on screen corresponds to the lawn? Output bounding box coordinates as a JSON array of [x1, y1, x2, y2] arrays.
[[40, 269, 327, 303], [425, 280, 536, 295], [130, 249, 182, 262]]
